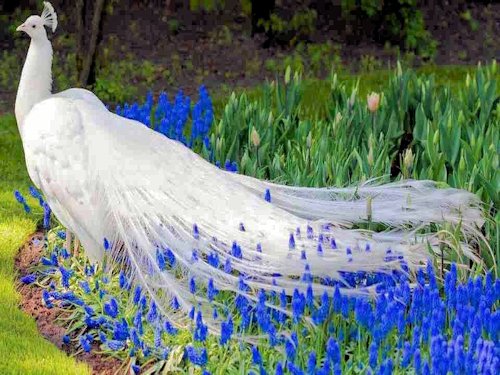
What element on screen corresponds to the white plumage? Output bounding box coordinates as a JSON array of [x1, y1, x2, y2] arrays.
[[16, 3, 483, 331]]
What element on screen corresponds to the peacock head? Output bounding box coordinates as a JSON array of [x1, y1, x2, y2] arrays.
[[16, 1, 57, 40]]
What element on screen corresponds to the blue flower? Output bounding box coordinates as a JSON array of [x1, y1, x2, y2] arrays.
[[14, 190, 25, 203], [146, 300, 158, 322], [224, 258, 232, 273], [156, 248, 166, 270], [20, 273, 36, 284], [220, 315, 233, 345], [79, 335, 92, 353], [84, 305, 95, 316], [207, 252, 220, 268], [264, 189, 271, 202], [119, 271, 127, 289], [401, 341, 411, 368], [326, 337, 340, 363], [171, 296, 180, 310], [62, 334, 70, 345], [256, 243, 263, 253], [60, 248, 70, 259], [238, 276, 249, 292], [154, 327, 162, 348], [306, 225, 313, 239], [369, 342, 378, 369], [42, 202, 51, 228], [103, 238, 110, 251], [131, 364, 140, 374], [189, 277, 197, 294], [231, 241, 243, 259], [85, 265, 95, 276], [251, 346, 262, 365], [164, 247, 176, 267], [307, 351, 317, 375], [287, 362, 305, 375], [99, 331, 107, 343], [194, 311, 208, 342], [29, 186, 41, 199], [164, 320, 178, 335], [185, 346, 208, 367], [107, 339, 125, 351], [317, 243, 323, 254], [285, 338, 296, 361], [414, 349, 421, 374], [292, 289, 305, 322], [207, 278, 218, 301], [59, 266, 73, 288], [275, 362, 284, 375], [133, 285, 142, 305], [104, 297, 119, 318], [113, 318, 129, 341], [330, 238, 337, 249], [84, 315, 105, 329]]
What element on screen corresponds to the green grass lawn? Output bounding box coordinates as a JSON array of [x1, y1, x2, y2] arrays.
[[0, 114, 89, 374], [0, 63, 495, 373]]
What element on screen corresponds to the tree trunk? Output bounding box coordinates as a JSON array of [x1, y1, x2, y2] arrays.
[[76, 0, 106, 87], [75, 0, 85, 77]]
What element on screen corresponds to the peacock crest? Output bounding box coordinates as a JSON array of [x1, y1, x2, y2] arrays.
[[41, 1, 57, 32]]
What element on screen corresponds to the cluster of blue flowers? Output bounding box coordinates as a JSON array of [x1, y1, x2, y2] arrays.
[[114, 87, 238, 173], [13, 187, 51, 228], [26, 222, 499, 375]]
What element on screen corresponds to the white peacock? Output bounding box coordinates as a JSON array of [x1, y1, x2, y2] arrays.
[[15, 2, 483, 332]]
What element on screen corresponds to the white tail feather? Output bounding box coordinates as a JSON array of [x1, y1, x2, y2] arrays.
[[78, 104, 482, 333]]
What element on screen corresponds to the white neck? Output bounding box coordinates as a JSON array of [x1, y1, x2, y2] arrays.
[[15, 38, 53, 135]]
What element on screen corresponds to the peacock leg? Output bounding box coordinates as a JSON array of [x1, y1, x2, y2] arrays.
[[65, 230, 72, 253], [73, 237, 80, 256]]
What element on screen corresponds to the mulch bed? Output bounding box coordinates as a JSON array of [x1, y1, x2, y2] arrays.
[[15, 232, 123, 375]]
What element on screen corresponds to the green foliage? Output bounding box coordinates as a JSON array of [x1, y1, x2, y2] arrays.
[[208, 25, 233, 46], [189, 0, 224, 12], [167, 18, 181, 35], [264, 42, 342, 79], [0, 7, 30, 34], [259, 9, 317, 46], [0, 50, 21, 89], [398, 5, 437, 59], [460, 10, 479, 32], [360, 54, 383, 73], [341, 0, 383, 17], [94, 59, 169, 104], [210, 62, 499, 268], [342, 0, 437, 60]]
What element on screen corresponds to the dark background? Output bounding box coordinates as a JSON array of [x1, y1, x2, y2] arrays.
[[1, 0, 498, 110]]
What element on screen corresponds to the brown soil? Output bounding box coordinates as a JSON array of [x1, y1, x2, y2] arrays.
[[15, 232, 123, 375]]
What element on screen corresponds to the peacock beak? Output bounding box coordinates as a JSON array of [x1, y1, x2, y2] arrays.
[[16, 24, 25, 32]]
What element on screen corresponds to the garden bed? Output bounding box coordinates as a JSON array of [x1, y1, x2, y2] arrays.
[[15, 232, 121, 375]]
